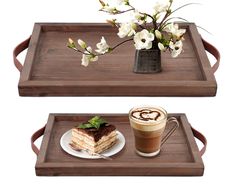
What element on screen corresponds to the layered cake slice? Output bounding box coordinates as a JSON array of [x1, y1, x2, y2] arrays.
[[71, 116, 117, 154]]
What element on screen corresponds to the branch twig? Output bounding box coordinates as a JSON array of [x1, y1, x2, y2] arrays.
[[111, 38, 133, 50]]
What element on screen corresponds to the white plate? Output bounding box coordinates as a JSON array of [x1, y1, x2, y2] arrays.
[[60, 130, 125, 159]]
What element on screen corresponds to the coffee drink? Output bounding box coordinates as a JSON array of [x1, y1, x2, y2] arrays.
[[129, 106, 178, 157]]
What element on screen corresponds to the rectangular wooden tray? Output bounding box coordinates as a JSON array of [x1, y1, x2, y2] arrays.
[[32, 113, 205, 176], [15, 23, 219, 96]]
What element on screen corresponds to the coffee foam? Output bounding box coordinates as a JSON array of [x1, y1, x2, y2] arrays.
[[129, 106, 167, 132]]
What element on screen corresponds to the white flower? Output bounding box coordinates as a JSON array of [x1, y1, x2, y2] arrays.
[[169, 40, 183, 58], [174, 28, 186, 38], [164, 23, 186, 38], [117, 22, 136, 38], [133, 10, 146, 25], [81, 47, 98, 67], [134, 29, 155, 50], [155, 30, 162, 39], [81, 54, 90, 67], [95, 36, 110, 54], [158, 42, 166, 51], [153, 0, 170, 14], [77, 39, 87, 49], [86, 46, 93, 53]]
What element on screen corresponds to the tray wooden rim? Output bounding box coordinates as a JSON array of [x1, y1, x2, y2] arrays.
[[19, 22, 217, 96], [35, 113, 204, 176]]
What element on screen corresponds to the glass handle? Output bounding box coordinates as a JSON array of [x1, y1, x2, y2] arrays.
[[161, 117, 179, 146]]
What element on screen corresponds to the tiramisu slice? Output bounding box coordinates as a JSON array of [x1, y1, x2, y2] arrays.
[[71, 116, 117, 154]]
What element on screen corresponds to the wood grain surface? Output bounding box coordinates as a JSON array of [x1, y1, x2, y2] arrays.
[[18, 23, 217, 96], [35, 113, 204, 176]]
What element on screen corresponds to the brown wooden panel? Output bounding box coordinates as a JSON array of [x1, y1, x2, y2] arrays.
[[35, 113, 204, 176], [18, 23, 217, 96]]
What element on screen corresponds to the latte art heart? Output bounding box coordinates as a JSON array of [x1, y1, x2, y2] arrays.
[[140, 111, 160, 120], [131, 108, 162, 121]]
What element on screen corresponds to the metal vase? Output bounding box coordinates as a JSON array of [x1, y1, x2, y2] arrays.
[[133, 48, 161, 74]]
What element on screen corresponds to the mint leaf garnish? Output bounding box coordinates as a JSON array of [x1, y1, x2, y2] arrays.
[[88, 116, 106, 129], [77, 116, 107, 130], [78, 123, 93, 129]]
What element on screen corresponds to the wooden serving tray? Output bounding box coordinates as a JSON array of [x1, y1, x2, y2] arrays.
[[14, 23, 220, 96], [31, 113, 207, 176]]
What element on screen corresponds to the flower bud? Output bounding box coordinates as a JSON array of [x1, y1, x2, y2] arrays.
[[68, 38, 74, 45], [117, 0, 129, 5], [124, 0, 129, 5], [155, 30, 162, 39], [106, 19, 117, 27], [158, 42, 165, 51], [78, 39, 87, 49], [131, 23, 137, 30], [99, 0, 106, 7], [68, 38, 76, 49]]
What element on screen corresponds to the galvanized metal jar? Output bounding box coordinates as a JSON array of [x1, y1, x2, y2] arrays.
[[133, 48, 161, 74]]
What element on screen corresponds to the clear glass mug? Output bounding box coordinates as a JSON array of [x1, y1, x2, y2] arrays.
[[129, 106, 179, 157]]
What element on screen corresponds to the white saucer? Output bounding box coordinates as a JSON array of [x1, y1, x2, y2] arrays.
[[60, 130, 125, 159]]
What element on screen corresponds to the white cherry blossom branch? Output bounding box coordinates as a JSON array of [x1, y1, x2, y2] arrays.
[[67, 0, 193, 66], [67, 37, 133, 66], [99, 8, 135, 15]]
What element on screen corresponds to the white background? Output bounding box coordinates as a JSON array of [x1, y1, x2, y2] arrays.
[[0, 0, 234, 193]]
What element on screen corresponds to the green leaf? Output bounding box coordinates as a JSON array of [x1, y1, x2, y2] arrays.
[[88, 116, 107, 129], [78, 123, 93, 129], [77, 116, 107, 130], [67, 42, 76, 49]]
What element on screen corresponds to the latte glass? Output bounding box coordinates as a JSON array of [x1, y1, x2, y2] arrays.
[[129, 106, 179, 157]]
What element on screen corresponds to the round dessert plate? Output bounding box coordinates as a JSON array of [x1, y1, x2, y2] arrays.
[[60, 130, 125, 159]]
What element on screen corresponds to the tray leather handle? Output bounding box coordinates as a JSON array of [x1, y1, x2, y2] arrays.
[[13, 36, 31, 72], [201, 37, 220, 74], [31, 125, 46, 156], [191, 126, 207, 157]]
